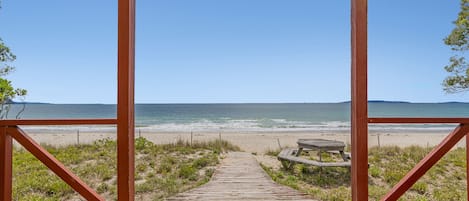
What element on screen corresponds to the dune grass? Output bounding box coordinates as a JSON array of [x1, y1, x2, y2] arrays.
[[12, 137, 240, 201], [262, 146, 467, 201]]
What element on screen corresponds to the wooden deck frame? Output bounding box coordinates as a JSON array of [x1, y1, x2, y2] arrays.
[[0, 0, 135, 200], [351, 0, 368, 200], [0, 127, 12, 201], [0, 120, 116, 200], [8, 126, 105, 200], [117, 0, 136, 199], [1, 0, 467, 200], [351, 0, 469, 200], [379, 124, 469, 200]]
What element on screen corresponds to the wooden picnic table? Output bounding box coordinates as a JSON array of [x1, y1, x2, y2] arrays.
[[295, 139, 349, 162]]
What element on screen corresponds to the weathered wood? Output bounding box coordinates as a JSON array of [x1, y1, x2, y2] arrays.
[[301, 148, 351, 159], [296, 139, 349, 162], [278, 148, 297, 158], [297, 139, 346, 151], [278, 148, 351, 168], [278, 148, 297, 169], [327, 150, 351, 160], [168, 152, 314, 201]]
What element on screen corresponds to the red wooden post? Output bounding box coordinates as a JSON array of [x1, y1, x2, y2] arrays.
[[117, 0, 136, 200], [0, 127, 12, 201], [8, 127, 104, 200], [466, 133, 469, 201], [351, 0, 368, 200], [381, 124, 469, 200]]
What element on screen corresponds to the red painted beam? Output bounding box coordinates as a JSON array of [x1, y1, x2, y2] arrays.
[[7, 127, 105, 201], [351, 0, 368, 200], [0, 127, 12, 201], [0, 119, 117, 126], [381, 124, 469, 201], [117, 0, 136, 200], [466, 135, 469, 201], [369, 117, 469, 124]]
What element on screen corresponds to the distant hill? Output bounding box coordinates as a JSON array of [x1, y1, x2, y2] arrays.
[[9, 101, 49, 104], [437, 101, 469, 104], [339, 100, 469, 104]]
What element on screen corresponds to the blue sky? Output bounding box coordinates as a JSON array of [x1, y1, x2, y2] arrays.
[[0, 1, 466, 104]]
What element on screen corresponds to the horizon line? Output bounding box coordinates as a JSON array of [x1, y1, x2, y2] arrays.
[[13, 100, 469, 105]]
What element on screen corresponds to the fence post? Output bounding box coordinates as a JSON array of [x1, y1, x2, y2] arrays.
[[377, 134, 381, 148], [219, 132, 222, 150]]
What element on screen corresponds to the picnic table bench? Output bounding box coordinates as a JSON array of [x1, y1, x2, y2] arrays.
[[278, 139, 351, 169]]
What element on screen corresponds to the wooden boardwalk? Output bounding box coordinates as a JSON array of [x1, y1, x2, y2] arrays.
[[167, 152, 314, 201]]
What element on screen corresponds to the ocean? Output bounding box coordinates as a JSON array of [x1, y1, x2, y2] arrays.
[[5, 102, 469, 132]]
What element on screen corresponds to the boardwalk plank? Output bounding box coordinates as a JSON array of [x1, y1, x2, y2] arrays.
[[167, 152, 314, 201]]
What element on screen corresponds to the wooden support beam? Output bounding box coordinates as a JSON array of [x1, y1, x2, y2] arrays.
[[466, 134, 469, 201], [369, 118, 469, 124], [381, 124, 469, 201], [351, 0, 368, 200], [0, 119, 117, 126], [0, 127, 12, 201], [8, 127, 104, 201], [117, 0, 136, 200]]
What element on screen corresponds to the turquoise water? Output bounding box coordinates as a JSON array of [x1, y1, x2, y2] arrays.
[[7, 103, 469, 131]]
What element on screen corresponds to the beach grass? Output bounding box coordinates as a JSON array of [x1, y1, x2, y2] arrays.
[[262, 146, 467, 201], [12, 137, 240, 201]]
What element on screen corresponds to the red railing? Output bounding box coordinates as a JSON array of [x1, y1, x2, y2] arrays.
[[0, 119, 117, 126], [369, 118, 469, 124], [351, 0, 469, 200], [0, 0, 136, 200], [370, 118, 469, 200], [0, 120, 117, 201], [1, 0, 465, 200]]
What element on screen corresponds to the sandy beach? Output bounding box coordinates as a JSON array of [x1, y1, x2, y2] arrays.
[[16, 128, 465, 154]]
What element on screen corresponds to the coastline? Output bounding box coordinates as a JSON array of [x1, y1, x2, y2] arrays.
[[17, 128, 464, 153]]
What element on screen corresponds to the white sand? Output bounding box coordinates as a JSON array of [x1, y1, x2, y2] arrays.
[[16, 128, 466, 154]]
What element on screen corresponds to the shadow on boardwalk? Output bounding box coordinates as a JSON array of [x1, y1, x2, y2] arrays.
[[167, 152, 314, 201]]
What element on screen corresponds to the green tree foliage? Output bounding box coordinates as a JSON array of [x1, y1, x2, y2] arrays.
[[0, 38, 27, 118], [0, 0, 27, 119], [444, 0, 469, 93], [0, 6, 27, 120]]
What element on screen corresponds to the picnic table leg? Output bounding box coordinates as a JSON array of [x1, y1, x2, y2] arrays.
[[287, 148, 303, 169], [295, 148, 303, 157], [287, 161, 295, 169], [340, 150, 349, 161], [280, 160, 291, 170]]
